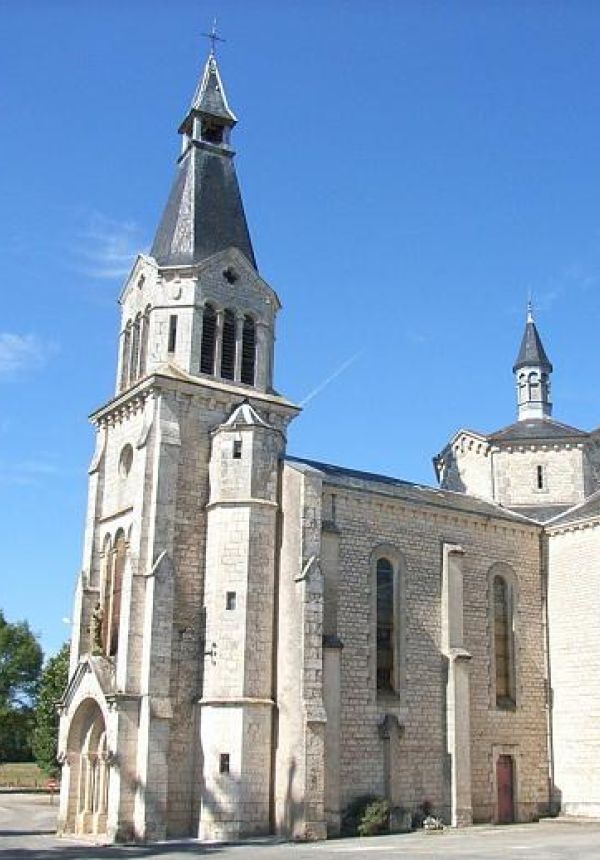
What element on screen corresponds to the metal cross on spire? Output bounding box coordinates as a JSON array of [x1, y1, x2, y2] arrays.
[[202, 18, 225, 55]]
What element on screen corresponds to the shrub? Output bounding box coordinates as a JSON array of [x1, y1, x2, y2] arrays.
[[341, 795, 379, 836], [357, 798, 391, 837]]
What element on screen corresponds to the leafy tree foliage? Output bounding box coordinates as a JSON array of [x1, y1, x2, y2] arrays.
[[0, 610, 43, 763], [32, 643, 70, 777]]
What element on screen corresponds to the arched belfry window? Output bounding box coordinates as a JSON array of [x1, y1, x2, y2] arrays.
[[490, 568, 516, 708], [129, 314, 141, 383], [220, 309, 236, 380], [120, 322, 132, 391], [139, 306, 151, 377], [200, 303, 217, 375], [376, 558, 394, 691], [241, 315, 256, 385], [527, 371, 540, 402]]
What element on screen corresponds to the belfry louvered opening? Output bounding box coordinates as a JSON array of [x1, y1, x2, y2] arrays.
[[200, 304, 217, 375], [241, 315, 256, 385], [221, 309, 236, 380]]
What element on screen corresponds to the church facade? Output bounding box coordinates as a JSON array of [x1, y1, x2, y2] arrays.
[[57, 50, 600, 842]]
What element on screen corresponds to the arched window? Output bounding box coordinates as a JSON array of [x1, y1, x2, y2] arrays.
[[241, 315, 256, 385], [527, 371, 540, 401], [200, 304, 217, 375], [99, 535, 112, 654], [220, 309, 236, 380], [107, 531, 126, 657], [376, 557, 394, 691], [129, 314, 141, 383], [493, 574, 515, 708], [120, 322, 132, 391], [138, 306, 150, 376]]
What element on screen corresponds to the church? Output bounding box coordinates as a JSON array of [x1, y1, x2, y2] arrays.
[[57, 47, 600, 842]]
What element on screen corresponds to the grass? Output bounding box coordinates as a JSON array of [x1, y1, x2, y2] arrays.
[[0, 762, 48, 788]]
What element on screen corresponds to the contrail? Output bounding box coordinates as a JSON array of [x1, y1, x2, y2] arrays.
[[299, 351, 363, 407]]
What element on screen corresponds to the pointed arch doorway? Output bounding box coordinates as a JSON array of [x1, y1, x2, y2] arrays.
[[65, 698, 109, 834]]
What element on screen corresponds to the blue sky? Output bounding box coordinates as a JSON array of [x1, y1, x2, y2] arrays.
[[3, 0, 600, 657]]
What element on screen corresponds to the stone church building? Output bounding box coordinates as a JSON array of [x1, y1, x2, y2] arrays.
[[57, 49, 600, 841]]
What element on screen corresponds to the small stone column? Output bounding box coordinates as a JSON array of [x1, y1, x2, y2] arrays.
[[214, 310, 224, 377], [234, 313, 244, 381], [441, 543, 473, 827]]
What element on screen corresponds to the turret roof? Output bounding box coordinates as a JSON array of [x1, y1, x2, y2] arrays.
[[513, 305, 553, 372], [150, 52, 256, 269]]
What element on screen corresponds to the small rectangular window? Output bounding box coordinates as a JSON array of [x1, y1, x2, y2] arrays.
[[536, 465, 544, 490], [168, 315, 178, 353], [233, 440, 242, 459], [219, 753, 230, 774], [226, 591, 236, 611]]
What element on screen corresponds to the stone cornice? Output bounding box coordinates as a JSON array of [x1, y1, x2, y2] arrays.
[[546, 515, 600, 536], [316, 478, 541, 535], [90, 370, 300, 427]]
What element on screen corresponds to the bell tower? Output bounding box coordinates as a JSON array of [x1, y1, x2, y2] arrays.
[[59, 41, 299, 844]]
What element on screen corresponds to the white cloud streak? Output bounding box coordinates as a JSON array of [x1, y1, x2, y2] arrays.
[[0, 459, 60, 487], [299, 351, 362, 407], [71, 212, 145, 280], [0, 333, 56, 379]]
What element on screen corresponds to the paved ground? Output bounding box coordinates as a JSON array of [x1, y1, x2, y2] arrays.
[[2, 794, 600, 859]]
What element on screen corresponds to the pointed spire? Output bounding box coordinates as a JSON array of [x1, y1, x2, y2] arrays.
[[190, 52, 237, 124], [150, 48, 256, 269], [513, 303, 553, 420], [513, 303, 553, 373]]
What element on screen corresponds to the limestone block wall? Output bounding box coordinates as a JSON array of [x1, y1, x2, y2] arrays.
[[437, 436, 493, 500], [492, 445, 585, 511], [117, 249, 278, 392], [275, 462, 327, 840], [318, 478, 549, 824], [582, 435, 600, 497], [547, 521, 600, 817]]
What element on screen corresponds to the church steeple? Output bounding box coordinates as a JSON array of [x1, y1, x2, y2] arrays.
[[150, 49, 256, 269], [513, 302, 553, 420]]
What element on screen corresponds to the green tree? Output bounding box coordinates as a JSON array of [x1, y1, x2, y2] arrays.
[[0, 610, 43, 763], [32, 642, 70, 776]]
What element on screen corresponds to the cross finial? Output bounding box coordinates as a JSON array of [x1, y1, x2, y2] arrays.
[[527, 291, 534, 324], [202, 18, 225, 56]]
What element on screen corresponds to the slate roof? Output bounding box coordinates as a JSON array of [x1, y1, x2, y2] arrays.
[[547, 490, 600, 527], [286, 456, 536, 525], [150, 52, 256, 269], [513, 316, 553, 372], [190, 54, 237, 122], [150, 145, 256, 268], [488, 418, 587, 443]]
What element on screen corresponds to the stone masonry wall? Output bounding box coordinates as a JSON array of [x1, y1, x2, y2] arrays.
[[320, 479, 549, 823], [493, 446, 585, 510], [547, 521, 600, 816]]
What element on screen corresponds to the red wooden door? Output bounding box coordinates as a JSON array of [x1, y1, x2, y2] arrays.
[[496, 755, 515, 824]]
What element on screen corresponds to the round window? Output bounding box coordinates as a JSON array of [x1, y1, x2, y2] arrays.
[[119, 444, 134, 478]]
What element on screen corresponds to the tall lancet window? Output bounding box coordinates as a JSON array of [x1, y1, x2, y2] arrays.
[[221, 309, 236, 380], [376, 558, 394, 691], [107, 531, 126, 657], [241, 315, 256, 385], [493, 574, 515, 707], [200, 304, 217, 374]]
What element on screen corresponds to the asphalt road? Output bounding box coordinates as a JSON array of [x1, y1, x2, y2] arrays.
[[2, 794, 600, 859]]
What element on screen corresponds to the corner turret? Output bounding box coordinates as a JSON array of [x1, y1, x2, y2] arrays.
[[513, 303, 553, 420]]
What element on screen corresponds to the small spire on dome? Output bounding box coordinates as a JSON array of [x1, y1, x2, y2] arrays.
[[526, 299, 534, 324]]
